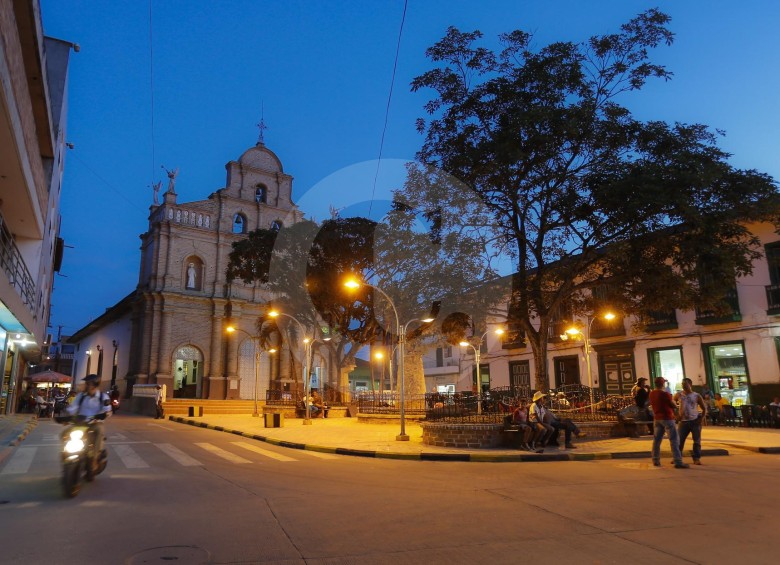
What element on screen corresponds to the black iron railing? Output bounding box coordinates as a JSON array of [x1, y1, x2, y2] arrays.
[[0, 211, 35, 310]]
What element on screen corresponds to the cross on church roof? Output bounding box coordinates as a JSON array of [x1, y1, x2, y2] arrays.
[[256, 117, 268, 146]]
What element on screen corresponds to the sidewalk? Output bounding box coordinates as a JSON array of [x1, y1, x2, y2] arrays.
[[168, 414, 780, 462], [0, 414, 39, 465]]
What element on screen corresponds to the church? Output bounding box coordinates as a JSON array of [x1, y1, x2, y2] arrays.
[[68, 136, 337, 401]]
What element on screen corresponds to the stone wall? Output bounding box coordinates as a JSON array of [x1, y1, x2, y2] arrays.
[[421, 422, 505, 448]]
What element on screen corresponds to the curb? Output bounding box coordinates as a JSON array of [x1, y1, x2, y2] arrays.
[[720, 442, 780, 454], [169, 417, 731, 462], [8, 417, 38, 447]]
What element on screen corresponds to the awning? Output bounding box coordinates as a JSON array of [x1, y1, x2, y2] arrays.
[[25, 370, 72, 384]]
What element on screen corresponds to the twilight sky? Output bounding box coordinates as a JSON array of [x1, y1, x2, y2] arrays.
[[39, 0, 780, 338]]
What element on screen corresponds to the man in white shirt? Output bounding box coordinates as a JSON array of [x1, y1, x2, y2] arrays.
[[529, 391, 556, 447], [675, 377, 707, 465], [66, 374, 111, 459]]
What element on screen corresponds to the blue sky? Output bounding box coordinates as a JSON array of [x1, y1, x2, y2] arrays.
[[39, 0, 780, 337]]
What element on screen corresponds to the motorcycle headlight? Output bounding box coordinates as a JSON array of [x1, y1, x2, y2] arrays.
[[64, 439, 85, 454], [69, 429, 84, 441]]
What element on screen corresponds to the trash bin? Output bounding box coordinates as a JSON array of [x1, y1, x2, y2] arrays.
[[264, 413, 283, 428], [188, 406, 203, 417]]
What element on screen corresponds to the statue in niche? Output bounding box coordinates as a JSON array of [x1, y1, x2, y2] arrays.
[[152, 181, 162, 205], [186, 263, 197, 289], [161, 165, 179, 194]]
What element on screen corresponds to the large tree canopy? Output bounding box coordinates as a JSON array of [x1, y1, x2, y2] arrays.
[[409, 9, 780, 389]]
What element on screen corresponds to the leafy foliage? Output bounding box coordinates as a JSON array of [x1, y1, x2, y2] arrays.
[[410, 10, 780, 388]]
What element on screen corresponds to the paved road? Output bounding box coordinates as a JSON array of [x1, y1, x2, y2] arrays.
[[0, 414, 775, 564]]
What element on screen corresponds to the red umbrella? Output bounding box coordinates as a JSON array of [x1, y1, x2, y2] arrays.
[[25, 370, 73, 384]]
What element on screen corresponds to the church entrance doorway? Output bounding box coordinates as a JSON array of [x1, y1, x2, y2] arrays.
[[173, 345, 203, 398]]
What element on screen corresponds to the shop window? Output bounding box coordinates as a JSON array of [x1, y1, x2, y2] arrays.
[[648, 347, 685, 394], [705, 342, 750, 406]]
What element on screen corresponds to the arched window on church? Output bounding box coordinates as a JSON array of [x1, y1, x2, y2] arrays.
[[255, 184, 267, 204], [233, 213, 247, 234], [271, 220, 283, 232]]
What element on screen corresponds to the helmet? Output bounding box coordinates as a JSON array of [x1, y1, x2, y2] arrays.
[[84, 374, 100, 386]]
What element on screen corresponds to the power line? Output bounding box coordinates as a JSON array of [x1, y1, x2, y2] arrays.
[[368, 0, 408, 218]]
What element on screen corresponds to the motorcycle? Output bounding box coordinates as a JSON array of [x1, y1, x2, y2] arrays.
[[111, 397, 119, 413], [57, 415, 108, 498]]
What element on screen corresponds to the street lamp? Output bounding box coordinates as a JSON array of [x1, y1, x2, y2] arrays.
[[562, 312, 615, 413], [268, 309, 330, 425], [373, 351, 385, 392], [226, 326, 276, 417], [344, 277, 434, 441], [459, 327, 505, 416]]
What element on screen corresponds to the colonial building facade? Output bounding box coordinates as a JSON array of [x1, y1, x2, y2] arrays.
[[0, 1, 72, 413], [69, 141, 344, 401], [424, 221, 780, 407]]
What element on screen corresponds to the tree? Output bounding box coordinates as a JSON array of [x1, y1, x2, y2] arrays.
[[409, 10, 780, 390], [227, 218, 382, 392]]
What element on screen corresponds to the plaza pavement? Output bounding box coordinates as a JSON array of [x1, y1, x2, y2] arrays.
[[165, 413, 780, 462], [3, 412, 778, 463]]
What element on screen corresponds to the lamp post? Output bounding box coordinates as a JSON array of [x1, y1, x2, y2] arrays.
[[459, 328, 504, 416], [268, 310, 329, 425], [563, 312, 615, 413], [373, 351, 385, 392], [344, 278, 433, 441], [226, 326, 276, 417]]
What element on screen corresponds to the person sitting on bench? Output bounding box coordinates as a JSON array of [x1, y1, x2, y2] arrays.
[[309, 390, 326, 418]]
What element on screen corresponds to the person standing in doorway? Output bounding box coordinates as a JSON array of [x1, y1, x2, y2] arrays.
[[649, 376, 688, 469], [676, 378, 707, 465]]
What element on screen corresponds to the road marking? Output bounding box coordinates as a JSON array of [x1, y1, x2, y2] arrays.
[[43, 434, 59, 441], [147, 424, 169, 430], [155, 443, 202, 467], [299, 450, 339, 460], [195, 442, 251, 464], [231, 442, 297, 462], [0, 447, 36, 475], [109, 432, 128, 441], [16, 502, 42, 508], [113, 444, 149, 469]]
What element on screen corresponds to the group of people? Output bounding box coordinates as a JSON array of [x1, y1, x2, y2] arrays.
[[632, 376, 706, 468], [508, 391, 587, 452]]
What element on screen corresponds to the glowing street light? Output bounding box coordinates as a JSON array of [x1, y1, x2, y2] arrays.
[[268, 309, 329, 425], [459, 327, 505, 416], [226, 326, 276, 417], [344, 277, 434, 441], [562, 312, 616, 412]]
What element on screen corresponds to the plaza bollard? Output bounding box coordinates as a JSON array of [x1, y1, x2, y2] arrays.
[[264, 413, 283, 428]]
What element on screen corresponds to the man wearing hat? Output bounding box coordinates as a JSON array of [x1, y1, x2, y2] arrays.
[[649, 376, 688, 468], [529, 391, 557, 447]]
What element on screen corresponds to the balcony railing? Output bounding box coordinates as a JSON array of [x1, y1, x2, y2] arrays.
[[0, 212, 36, 311], [766, 284, 780, 315], [696, 287, 741, 324], [643, 310, 678, 332]]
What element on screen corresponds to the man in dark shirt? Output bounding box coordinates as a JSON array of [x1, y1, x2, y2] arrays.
[[649, 376, 688, 469]]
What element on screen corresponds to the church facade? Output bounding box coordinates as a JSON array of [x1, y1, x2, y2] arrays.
[[69, 140, 338, 401]]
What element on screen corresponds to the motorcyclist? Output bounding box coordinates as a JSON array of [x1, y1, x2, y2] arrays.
[[66, 374, 111, 464]]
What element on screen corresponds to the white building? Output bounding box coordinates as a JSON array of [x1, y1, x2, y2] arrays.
[[0, 1, 73, 413], [425, 221, 780, 407]]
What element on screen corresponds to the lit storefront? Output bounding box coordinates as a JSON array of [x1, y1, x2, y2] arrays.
[[648, 347, 686, 395], [704, 342, 751, 406]]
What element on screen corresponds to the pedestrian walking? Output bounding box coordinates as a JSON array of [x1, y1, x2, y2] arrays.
[[675, 377, 706, 465], [155, 385, 165, 419], [649, 376, 689, 469]]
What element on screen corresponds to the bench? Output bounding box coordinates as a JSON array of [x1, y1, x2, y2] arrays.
[[616, 419, 654, 438], [295, 401, 329, 419]]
